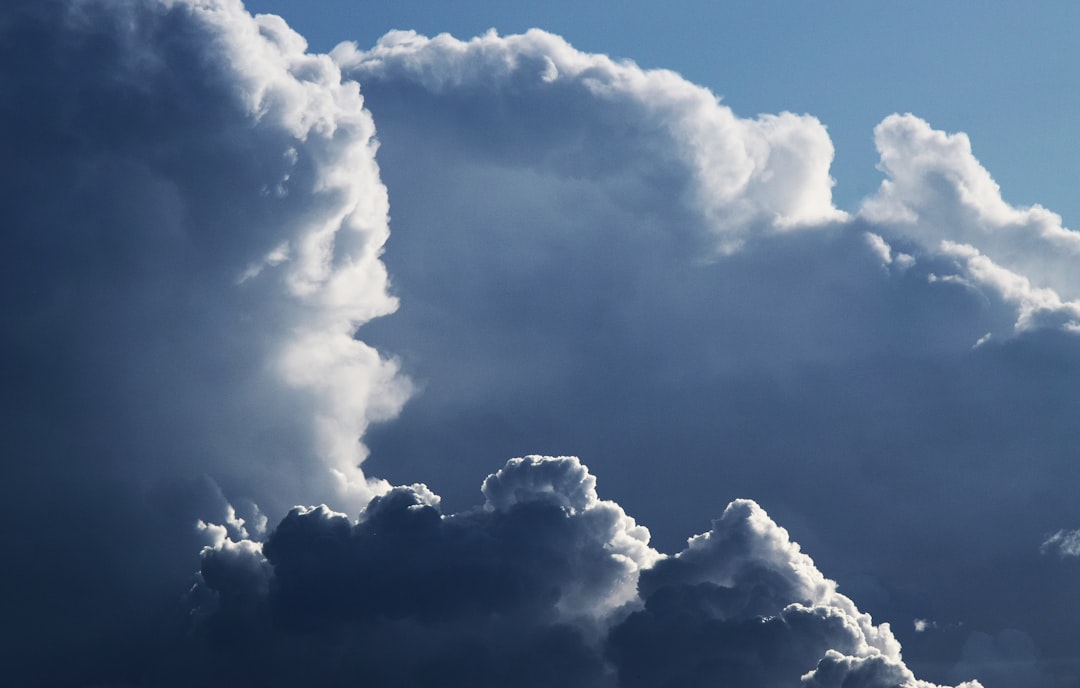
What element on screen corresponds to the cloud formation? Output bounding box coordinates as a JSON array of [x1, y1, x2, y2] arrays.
[[3, 0, 410, 508], [1042, 529, 1080, 557], [4, 2, 1079, 686], [2, 0, 407, 679], [863, 114, 1080, 333], [333, 27, 1080, 688], [197, 456, 979, 687]]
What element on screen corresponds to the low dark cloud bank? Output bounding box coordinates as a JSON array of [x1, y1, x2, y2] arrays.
[[196, 455, 974, 687], [2, 1, 1078, 686]]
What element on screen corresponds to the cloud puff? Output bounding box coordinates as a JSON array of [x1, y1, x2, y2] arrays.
[[195, 456, 649, 686], [197, 456, 979, 687], [610, 498, 981, 687], [863, 114, 1080, 333]]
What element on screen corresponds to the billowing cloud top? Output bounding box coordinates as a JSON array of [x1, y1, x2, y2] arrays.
[[864, 114, 1080, 332], [335, 28, 848, 254]]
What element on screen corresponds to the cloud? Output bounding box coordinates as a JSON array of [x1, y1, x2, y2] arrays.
[[935, 240, 1080, 332], [334, 28, 847, 255], [864, 231, 915, 271], [1041, 529, 1080, 557], [7, 0, 410, 505], [1, 0, 408, 680], [863, 114, 1080, 332], [5, 2, 1080, 686], [196, 456, 979, 687], [329, 27, 1080, 688]]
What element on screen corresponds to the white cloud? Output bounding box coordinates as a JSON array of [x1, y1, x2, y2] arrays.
[[3, 0, 411, 513], [862, 114, 1080, 334], [914, 618, 936, 633], [335, 28, 847, 255], [864, 232, 894, 266], [937, 240, 1080, 331]]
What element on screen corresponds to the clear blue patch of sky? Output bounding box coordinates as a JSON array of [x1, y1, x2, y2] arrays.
[[245, 0, 1080, 228]]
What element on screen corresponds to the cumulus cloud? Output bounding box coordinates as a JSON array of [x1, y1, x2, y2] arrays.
[[608, 497, 980, 687], [4, 0, 410, 507], [6, 2, 1080, 686], [1, 0, 407, 679], [327, 26, 1080, 688], [863, 114, 1080, 333], [334, 28, 847, 255], [194, 456, 649, 686], [196, 456, 978, 687]]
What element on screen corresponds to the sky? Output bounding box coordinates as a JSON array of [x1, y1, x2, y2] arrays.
[[4, 1, 1080, 686]]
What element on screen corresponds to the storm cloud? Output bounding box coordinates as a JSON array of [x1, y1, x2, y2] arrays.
[[3, 1, 1078, 686], [197, 456, 978, 687]]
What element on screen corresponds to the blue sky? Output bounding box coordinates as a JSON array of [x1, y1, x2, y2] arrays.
[[5, 2, 1080, 687]]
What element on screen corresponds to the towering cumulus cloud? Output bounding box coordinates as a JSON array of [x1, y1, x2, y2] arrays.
[[3, 1, 1076, 686], [1, 0, 407, 680]]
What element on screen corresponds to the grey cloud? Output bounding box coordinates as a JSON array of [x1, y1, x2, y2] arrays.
[[195, 456, 638, 686], [333, 28, 1080, 687], [204, 457, 654, 630], [1, 0, 406, 681], [607, 497, 976, 687], [6, 1, 1080, 685], [196, 456, 978, 688]]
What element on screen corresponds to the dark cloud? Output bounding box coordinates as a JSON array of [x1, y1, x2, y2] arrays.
[[194, 456, 635, 686], [196, 456, 975, 687]]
